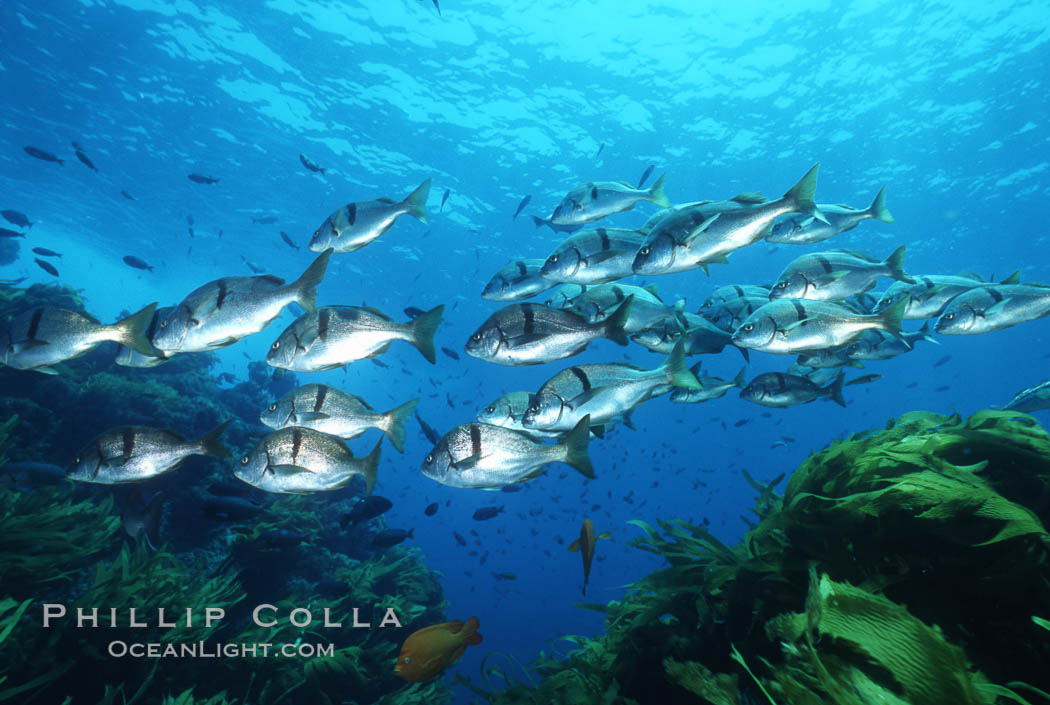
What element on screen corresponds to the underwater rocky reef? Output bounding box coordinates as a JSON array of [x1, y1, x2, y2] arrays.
[[0, 283, 452, 705], [462, 409, 1050, 705]]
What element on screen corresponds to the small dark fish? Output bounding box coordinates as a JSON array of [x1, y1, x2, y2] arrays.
[[1, 210, 32, 228], [933, 355, 952, 368], [416, 414, 441, 444], [404, 306, 426, 318], [905, 382, 918, 389], [371, 359, 390, 369], [441, 346, 460, 361], [123, 255, 153, 272], [0, 461, 67, 484], [252, 215, 278, 224], [429, 0, 441, 15], [372, 528, 414, 548], [595, 142, 604, 158], [257, 528, 308, 549], [280, 231, 299, 250], [1, 228, 26, 239], [453, 531, 468, 546], [116, 487, 163, 550], [636, 164, 655, 189], [500, 484, 525, 493], [74, 148, 98, 171], [492, 572, 517, 581], [299, 153, 326, 174], [187, 215, 195, 226], [341, 495, 394, 527], [188, 227, 195, 238], [440, 189, 450, 212], [734, 419, 750, 428], [188, 173, 219, 184], [241, 256, 264, 273], [120, 190, 135, 200], [31, 247, 61, 258], [34, 258, 59, 276], [24, 146, 64, 165], [472, 505, 504, 521], [934, 385, 950, 392], [202, 496, 266, 520], [424, 502, 439, 516], [845, 374, 882, 387], [513, 195, 531, 220]]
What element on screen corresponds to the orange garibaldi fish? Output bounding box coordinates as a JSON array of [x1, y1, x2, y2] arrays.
[[394, 616, 483, 682], [568, 518, 611, 596]]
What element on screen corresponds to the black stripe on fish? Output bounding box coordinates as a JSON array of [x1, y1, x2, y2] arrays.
[[733, 285, 744, 298], [470, 424, 482, 459], [288, 397, 298, 425], [315, 385, 328, 413], [516, 261, 527, 276], [346, 203, 357, 227], [216, 281, 229, 310], [318, 309, 331, 341], [92, 441, 105, 480], [920, 276, 934, 290], [774, 373, 788, 393], [522, 304, 536, 338], [122, 427, 136, 460], [815, 256, 832, 274], [986, 287, 1003, 303], [27, 308, 43, 340], [792, 301, 807, 322], [292, 428, 303, 463], [569, 366, 591, 392], [598, 228, 610, 251], [612, 287, 625, 304]]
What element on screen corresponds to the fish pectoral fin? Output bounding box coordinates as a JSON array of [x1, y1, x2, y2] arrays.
[[782, 317, 816, 332], [586, 249, 629, 264], [12, 339, 50, 353], [451, 453, 490, 471], [504, 334, 551, 349], [206, 337, 241, 349], [32, 365, 61, 375], [567, 539, 581, 552], [295, 411, 330, 422], [681, 213, 720, 244], [597, 532, 612, 540], [270, 464, 317, 474]]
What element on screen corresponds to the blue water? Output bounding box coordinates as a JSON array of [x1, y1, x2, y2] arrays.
[[2, 0, 1049, 701]]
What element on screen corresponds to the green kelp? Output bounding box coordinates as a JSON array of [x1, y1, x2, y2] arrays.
[[465, 410, 1050, 705]]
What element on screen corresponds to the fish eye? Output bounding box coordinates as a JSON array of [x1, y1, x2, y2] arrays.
[[159, 319, 168, 328], [73, 456, 80, 464], [639, 246, 650, 256], [271, 341, 280, 349], [268, 403, 277, 412], [403, 657, 411, 664], [548, 255, 559, 264], [485, 405, 495, 414], [743, 324, 754, 332], [775, 282, 787, 289], [240, 455, 250, 465], [944, 313, 955, 321], [527, 404, 539, 414], [424, 454, 433, 465], [470, 333, 482, 342]]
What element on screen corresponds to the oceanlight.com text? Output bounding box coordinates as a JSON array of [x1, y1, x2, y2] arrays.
[[107, 641, 336, 659]]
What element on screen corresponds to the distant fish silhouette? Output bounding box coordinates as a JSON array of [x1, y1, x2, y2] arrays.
[[123, 255, 153, 272], [72, 142, 98, 171], [513, 195, 531, 220], [299, 153, 326, 174], [637, 164, 655, 189], [120, 190, 135, 200], [594, 142, 604, 158], [280, 231, 299, 250], [24, 146, 63, 165], [35, 258, 59, 276], [440, 188, 450, 212], [1, 210, 32, 228], [32, 247, 61, 258], [188, 173, 219, 184]]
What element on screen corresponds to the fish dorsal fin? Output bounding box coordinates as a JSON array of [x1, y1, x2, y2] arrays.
[[358, 306, 393, 320], [955, 270, 984, 281], [730, 191, 766, 204], [377, 197, 396, 204], [829, 248, 877, 262], [260, 274, 285, 286], [643, 284, 659, 296], [999, 270, 1021, 285], [682, 213, 720, 244]]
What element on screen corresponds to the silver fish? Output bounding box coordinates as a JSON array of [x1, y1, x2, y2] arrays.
[[266, 304, 444, 371], [766, 186, 893, 244], [732, 298, 907, 354], [521, 341, 700, 432], [700, 294, 773, 334], [875, 272, 1006, 320], [478, 390, 633, 439], [465, 300, 631, 366], [481, 259, 556, 301], [67, 422, 231, 484], [261, 383, 419, 453], [843, 322, 937, 361], [235, 427, 381, 494], [309, 179, 430, 253], [420, 416, 594, 489], [633, 165, 823, 275], [540, 228, 645, 285], [935, 284, 1050, 335], [570, 282, 670, 333], [536, 175, 669, 231], [1004, 379, 1050, 413], [1, 304, 157, 374], [740, 371, 845, 408], [769, 246, 913, 302], [153, 250, 331, 354], [115, 305, 175, 368], [630, 312, 739, 358], [543, 284, 589, 309], [670, 365, 746, 404], [698, 284, 771, 313]]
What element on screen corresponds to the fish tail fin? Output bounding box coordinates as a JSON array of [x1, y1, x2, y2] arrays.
[[620, 408, 636, 431], [884, 244, 913, 283], [359, 439, 382, 495], [403, 178, 431, 224], [108, 302, 158, 356], [662, 340, 701, 389], [531, 215, 549, 230], [197, 420, 233, 458], [382, 398, 419, 453], [825, 372, 847, 408], [877, 296, 907, 337], [604, 295, 633, 345], [292, 248, 332, 314], [462, 616, 483, 645], [782, 163, 824, 222], [918, 320, 940, 344], [733, 367, 748, 388], [868, 185, 894, 223], [409, 305, 444, 364], [648, 173, 670, 207], [562, 414, 595, 479]]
